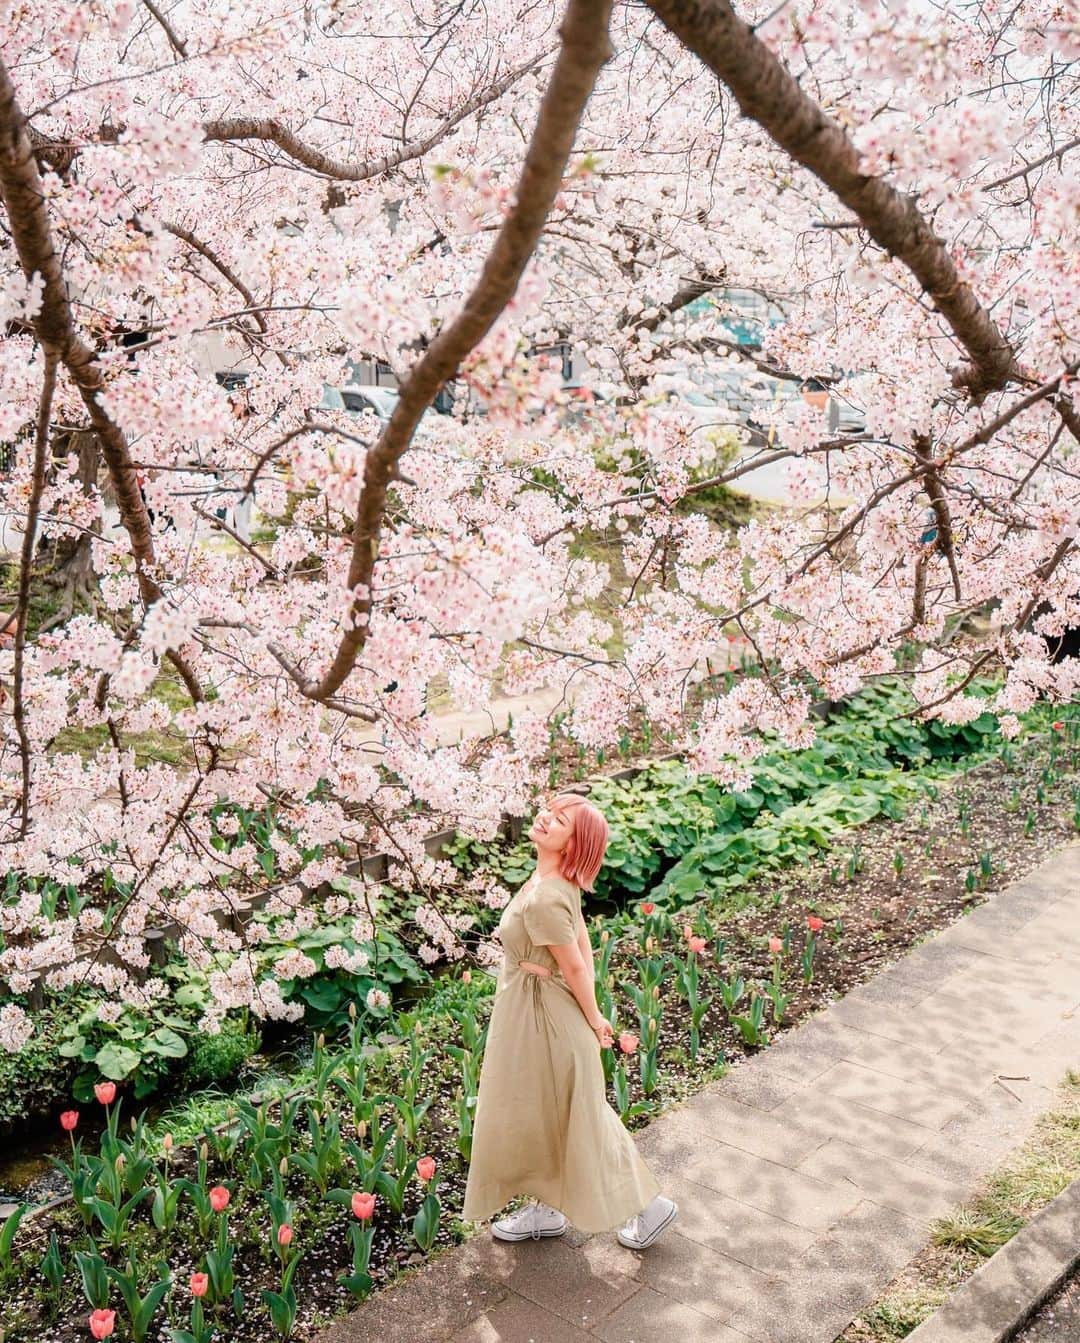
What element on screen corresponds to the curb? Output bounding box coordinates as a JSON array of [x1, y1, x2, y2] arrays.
[[906, 1177, 1080, 1343]]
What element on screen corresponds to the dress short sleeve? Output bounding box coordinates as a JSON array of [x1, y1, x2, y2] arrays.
[[523, 878, 580, 947]]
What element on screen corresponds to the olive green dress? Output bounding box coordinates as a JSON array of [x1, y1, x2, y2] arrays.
[[463, 873, 660, 1233]]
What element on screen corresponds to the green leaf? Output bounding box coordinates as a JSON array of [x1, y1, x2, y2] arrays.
[[93, 1042, 141, 1079], [146, 1026, 188, 1058]]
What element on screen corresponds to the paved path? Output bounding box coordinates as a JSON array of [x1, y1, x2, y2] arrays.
[[317, 844, 1080, 1343]]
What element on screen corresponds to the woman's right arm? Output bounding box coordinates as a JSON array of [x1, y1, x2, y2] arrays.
[[548, 941, 614, 1048]]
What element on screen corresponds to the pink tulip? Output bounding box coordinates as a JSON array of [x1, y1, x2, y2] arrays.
[[209, 1185, 231, 1213], [683, 924, 694, 941], [618, 1031, 639, 1054], [462, 969, 472, 985], [277, 1223, 293, 1247], [94, 1081, 116, 1106], [89, 1310, 115, 1340], [352, 1191, 376, 1220], [641, 902, 655, 916], [768, 937, 783, 954], [806, 915, 824, 933], [189, 1273, 209, 1298], [60, 1109, 79, 1132], [416, 1155, 437, 1182], [688, 935, 707, 954]]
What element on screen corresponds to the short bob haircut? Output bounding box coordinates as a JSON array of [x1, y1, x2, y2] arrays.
[[549, 794, 609, 893]]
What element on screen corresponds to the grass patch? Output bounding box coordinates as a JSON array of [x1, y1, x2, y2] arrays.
[[840, 1072, 1080, 1340], [50, 668, 196, 766]]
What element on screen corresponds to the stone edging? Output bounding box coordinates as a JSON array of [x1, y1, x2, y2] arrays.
[[906, 1177, 1080, 1343]]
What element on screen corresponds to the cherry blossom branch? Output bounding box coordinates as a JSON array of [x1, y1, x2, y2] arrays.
[[0, 55, 161, 605], [140, 0, 188, 57], [9, 353, 58, 838], [646, 0, 1017, 399], [202, 52, 550, 181], [982, 135, 1080, 191], [306, 0, 615, 701], [162, 221, 264, 330]]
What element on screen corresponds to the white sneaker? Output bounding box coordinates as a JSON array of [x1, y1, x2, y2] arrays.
[[492, 1202, 569, 1242], [617, 1195, 678, 1250]]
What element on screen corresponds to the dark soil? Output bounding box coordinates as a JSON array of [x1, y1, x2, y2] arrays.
[[1013, 1266, 1080, 1342]]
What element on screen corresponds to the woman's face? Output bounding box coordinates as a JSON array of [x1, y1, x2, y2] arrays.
[[528, 802, 574, 856]]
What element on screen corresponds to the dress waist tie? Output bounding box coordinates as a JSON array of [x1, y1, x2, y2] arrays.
[[519, 960, 554, 1035]]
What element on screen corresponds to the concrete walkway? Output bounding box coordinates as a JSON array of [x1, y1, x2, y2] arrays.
[[316, 844, 1080, 1343]]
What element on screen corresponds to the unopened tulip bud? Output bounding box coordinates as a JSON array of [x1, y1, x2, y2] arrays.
[[317, 1033, 325, 1049], [163, 1133, 173, 1152], [600, 930, 610, 944], [200, 1142, 209, 1162], [130, 1117, 137, 1134], [648, 1017, 657, 1036], [358, 1120, 368, 1140], [645, 936, 654, 953], [349, 1002, 357, 1020], [279, 1156, 288, 1176], [114, 1154, 125, 1172], [652, 985, 660, 1000]]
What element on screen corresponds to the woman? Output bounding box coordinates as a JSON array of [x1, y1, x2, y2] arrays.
[[463, 793, 677, 1250]]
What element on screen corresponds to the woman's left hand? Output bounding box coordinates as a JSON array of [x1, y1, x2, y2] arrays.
[[591, 1020, 614, 1049]]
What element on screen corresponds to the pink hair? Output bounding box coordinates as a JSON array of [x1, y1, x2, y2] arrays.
[[551, 794, 609, 892]]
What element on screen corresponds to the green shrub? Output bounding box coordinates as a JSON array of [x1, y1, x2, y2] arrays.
[[183, 1017, 261, 1086]]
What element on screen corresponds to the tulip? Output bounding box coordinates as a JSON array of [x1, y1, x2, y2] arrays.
[[351, 1191, 376, 1220], [768, 937, 783, 954], [60, 1109, 79, 1132], [683, 924, 693, 942], [89, 1309, 116, 1340], [641, 902, 655, 916], [94, 1081, 116, 1106], [190, 1273, 209, 1298], [162, 1132, 173, 1153], [462, 969, 472, 985], [618, 1031, 639, 1054], [1052, 720, 1064, 731], [277, 1223, 294, 1247], [806, 915, 824, 933], [209, 1185, 231, 1213], [416, 1155, 437, 1182], [688, 935, 707, 954]]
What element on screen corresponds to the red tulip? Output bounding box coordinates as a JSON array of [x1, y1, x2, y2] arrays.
[[416, 1155, 437, 1182], [688, 935, 707, 954], [189, 1273, 209, 1298], [1052, 720, 1065, 731], [806, 915, 824, 933], [94, 1081, 116, 1106], [60, 1109, 79, 1132], [768, 937, 783, 954], [640, 902, 656, 916], [277, 1223, 293, 1247], [89, 1309, 116, 1340], [618, 1031, 639, 1054], [352, 1191, 376, 1220], [209, 1185, 231, 1213]]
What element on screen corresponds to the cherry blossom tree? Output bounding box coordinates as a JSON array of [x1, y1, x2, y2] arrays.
[[0, 0, 1077, 1040]]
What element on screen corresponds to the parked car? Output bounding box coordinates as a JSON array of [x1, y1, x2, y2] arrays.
[[338, 384, 400, 421]]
